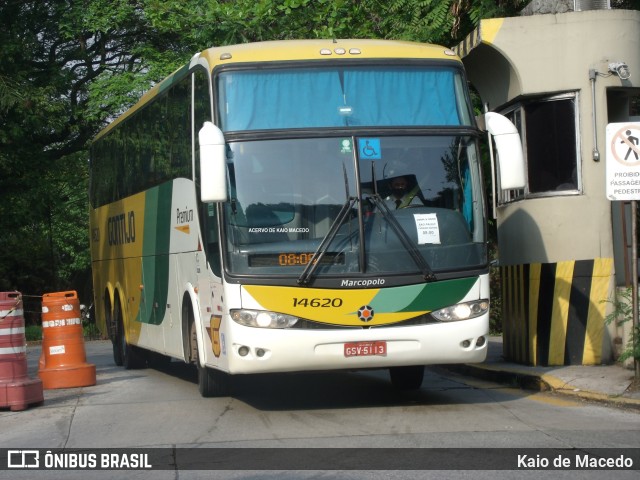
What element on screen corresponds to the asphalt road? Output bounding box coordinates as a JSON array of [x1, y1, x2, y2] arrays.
[[1, 340, 638, 479]]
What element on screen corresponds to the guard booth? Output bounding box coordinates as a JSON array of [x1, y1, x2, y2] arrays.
[[456, 3, 640, 365]]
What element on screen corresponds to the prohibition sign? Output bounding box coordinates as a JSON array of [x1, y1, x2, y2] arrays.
[[606, 122, 640, 201], [611, 124, 640, 166]]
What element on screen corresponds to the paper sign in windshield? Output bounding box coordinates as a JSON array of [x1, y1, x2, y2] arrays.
[[414, 213, 440, 244]]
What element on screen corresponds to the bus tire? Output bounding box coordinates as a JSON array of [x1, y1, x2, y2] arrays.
[[114, 299, 145, 370], [389, 365, 425, 390], [197, 363, 231, 398], [107, 295, 123, 366], [112, 339, 124, 367], [121, 334, 145, 370], [189, 317, 230, 397]]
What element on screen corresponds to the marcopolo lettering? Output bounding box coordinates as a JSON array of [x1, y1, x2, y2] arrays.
[[107, 211, 136, 246], [341, 278, 385, 287]]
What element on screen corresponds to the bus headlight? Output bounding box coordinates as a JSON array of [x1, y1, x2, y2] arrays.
[[231, 309, 299, 329], [431, 300, 489, 322]]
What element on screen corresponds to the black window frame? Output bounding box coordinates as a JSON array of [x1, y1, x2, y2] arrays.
[[497, 91, 581, 204]]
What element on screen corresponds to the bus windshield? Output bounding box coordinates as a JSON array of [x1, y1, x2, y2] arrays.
[[217, 65, 473, 131], [221, 135, 486, 281]]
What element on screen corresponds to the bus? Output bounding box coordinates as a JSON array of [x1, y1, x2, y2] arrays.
[[89, 39, 524, 397]]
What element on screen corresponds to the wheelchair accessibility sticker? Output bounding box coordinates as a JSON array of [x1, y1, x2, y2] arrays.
[[358, 138, 382, 160]]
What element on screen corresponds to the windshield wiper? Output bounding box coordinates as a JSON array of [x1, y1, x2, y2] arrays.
[[297, 197, 357, 286], [368, 195, 437, 282]]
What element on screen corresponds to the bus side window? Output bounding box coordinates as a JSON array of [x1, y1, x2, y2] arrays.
[[193, 68, 221, 277], [204, 203, 221, 276]]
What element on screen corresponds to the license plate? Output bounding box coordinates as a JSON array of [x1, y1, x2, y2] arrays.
[[344, 341, 387, 357]]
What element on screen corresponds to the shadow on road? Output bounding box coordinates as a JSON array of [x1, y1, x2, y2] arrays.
[[28, 341, 518, 412], [155, 360, 496, 411]]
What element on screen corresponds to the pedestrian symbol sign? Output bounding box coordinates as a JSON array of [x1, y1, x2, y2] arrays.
[[606, 122, 640, 200]]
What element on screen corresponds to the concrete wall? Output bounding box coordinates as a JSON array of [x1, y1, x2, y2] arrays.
[[456, 9, 640, 365]]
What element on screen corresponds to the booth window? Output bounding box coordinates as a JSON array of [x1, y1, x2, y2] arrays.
[[498, 92, 580, 204]]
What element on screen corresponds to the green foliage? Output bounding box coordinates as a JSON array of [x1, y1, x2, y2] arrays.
[[0, 75, 24, 112], [603, 288, 640, 363], [24, 325, 42, 342], [201, 0, 380, 43], [379, 0, 527, 45], [0, 0, 549, 304]]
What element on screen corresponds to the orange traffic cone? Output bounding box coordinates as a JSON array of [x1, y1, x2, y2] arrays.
[[0, 291, 44, 411], [38, 291, 96, 389]]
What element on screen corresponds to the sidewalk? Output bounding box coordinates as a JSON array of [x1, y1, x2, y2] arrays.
[[445, 336, 640, 410]]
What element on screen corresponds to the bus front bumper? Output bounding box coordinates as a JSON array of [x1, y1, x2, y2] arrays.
[[218, 316, 489, 375]]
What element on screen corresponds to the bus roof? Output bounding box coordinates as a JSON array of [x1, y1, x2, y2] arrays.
[[200, 39, 459, 65], [93, 39, 461, 142]]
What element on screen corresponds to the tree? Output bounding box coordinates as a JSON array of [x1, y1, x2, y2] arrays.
[[0, 0, 548, 313], [375, 0, 527, 44], [0, 0, 180, 307]]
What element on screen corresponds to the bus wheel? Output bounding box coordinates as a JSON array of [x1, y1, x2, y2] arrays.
[[112, 337, 124, 367], [190, 320, 230, 397], [389, 365, 425, 390], [197, 363, 231, 398], [107, 297, 123, 366], [114, 300, 145, 370]]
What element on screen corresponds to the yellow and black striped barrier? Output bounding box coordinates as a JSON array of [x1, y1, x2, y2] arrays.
[[500, 258, 613, 366]]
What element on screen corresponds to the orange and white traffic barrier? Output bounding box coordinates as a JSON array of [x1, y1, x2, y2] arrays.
[[38, 291, 96, 389], [0, 291, 44, 411]]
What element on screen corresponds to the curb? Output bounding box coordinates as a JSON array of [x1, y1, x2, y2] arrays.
[[442, 363, 640, 411]]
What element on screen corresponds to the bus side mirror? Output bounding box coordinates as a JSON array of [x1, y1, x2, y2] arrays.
[[199, 121, 228, 203], [484, 112, 526, 190]]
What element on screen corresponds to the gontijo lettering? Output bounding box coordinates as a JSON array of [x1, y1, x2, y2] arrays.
[[107, 211, 135, 245]]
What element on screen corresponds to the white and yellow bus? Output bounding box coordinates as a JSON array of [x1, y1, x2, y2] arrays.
[[89, 39, 524, 396]]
